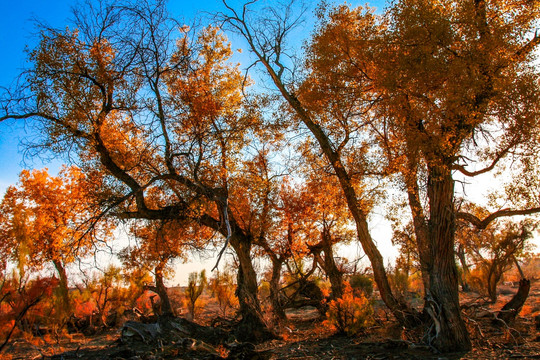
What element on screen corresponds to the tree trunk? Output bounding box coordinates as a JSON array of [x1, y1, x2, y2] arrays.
[[403, 144, 431, 299], [52, 259, 71, 316], [496, 278, 530, 325], [321, 231, 344, 299], [456, 245, 470, 292], [244, 51, 419, 328], [155, 261, 174, 317], [487, 265, 501, 303], [202, 201, 274, 341], [229, 234, 275, 342], [425, 165, 471, 352], [356, 217, 419, 327], [514, 256, 525, 279], [269, 256, 287, 324]]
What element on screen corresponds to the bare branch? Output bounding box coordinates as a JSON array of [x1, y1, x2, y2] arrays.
[[457, 207, 540, 229]]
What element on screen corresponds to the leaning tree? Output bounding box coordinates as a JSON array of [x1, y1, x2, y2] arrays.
[[219, 0, 540, 351]]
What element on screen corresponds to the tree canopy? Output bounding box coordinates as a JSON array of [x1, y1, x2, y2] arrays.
[[0, 0, 539, 353]]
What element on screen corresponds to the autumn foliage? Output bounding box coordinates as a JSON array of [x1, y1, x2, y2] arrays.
[[323, 282, 374, 336], [0, 0, 539, 356]]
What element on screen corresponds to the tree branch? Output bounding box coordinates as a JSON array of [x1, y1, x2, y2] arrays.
[[453, 141, 516, 177], [457, 207, 540, 229]]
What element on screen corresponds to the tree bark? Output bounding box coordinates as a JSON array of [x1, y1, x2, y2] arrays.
[[456, 245, 470, 292], [155, 261, 174, 317], [403, 141, 431, 297], [53, 259, 71, 316], [269, 256, 287, 324], [320, 230, 344, 299], [424, 165, 471, 352], [487, 264, 503, 303], [496, 278, 530, 325], [357, 216, 419, 327], [229, 234, 275, 342], [201, 204, 274, 341]]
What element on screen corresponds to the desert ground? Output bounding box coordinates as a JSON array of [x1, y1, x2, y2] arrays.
[[2, 281, 540, 360]]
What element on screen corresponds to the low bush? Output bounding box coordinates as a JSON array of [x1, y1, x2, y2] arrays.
[[323, 282, 374, 336]]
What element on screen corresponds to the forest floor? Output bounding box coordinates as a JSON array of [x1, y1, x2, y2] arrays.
[[2, 282, 540, 360]]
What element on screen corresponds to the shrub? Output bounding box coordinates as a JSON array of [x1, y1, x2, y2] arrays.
[[323, 282, 374, 336], [209, 269, 238, 317], [467, 267, 488, 295], [389, 269, 410, 299], [349, 274, 373, 297], [185, 270, 207, 320]]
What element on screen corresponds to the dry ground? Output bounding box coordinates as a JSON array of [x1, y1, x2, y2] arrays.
[[2, 282, 540, 359]]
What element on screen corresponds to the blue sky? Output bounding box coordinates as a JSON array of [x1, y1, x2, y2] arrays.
[[0, 0, 391, 284], [1, 1, 537, 286], [0, 0, 226, 192], [0, 1, 75, 192], [0, 0, 388, 193]]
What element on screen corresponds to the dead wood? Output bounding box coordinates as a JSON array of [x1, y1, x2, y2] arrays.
[[281, 278, 327, 316], [495, 278, 531, 325], [120, 316, 229, 346]]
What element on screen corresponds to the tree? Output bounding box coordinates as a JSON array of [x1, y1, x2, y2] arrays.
[[250, 168, 355, 322], [391, 222, 423, 295], [0, 0, 275, 340], [456, 214, 534, 303], [303, 0, 540, 351], [121, 218, 211, 317], [219, 0, 420, 330], [221, 0, 540, 351], [302, 174, 356, 300], [231, 149, 291, 324], [86, 265, 125, 328], [0, 167, 111, 315], [208, 267, 238, 317], [0, 275, 58, 353], [185, 270, 207, 321]]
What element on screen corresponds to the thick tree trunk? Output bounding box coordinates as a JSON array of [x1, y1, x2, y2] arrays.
[[52, 259, 71, 316], [496, 278, 530, 324], [229, 235, 275, 342], [155, 261, 174, 317], [202, 201, 274, 341], [425, 166, 471, 352]]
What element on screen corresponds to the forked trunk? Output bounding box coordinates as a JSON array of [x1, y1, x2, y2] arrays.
[[424, 166, 471, 352], [230, 235, 275, 342], [321, 232, 344, 299]]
